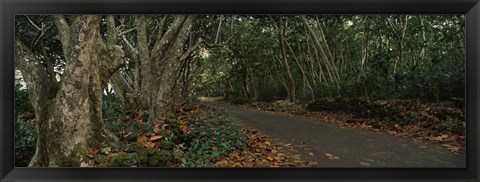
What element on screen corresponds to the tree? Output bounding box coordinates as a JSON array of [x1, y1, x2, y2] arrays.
[[15, 15, 124, 166], [107, 15, 199, 121], [272, 16, 296, 102]]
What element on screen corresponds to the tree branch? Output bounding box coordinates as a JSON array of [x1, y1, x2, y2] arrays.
[[15, 37, 57, 110], [53, 15, 71, 59], [25, 16, 42, 31], [117, 27, 137, 37], [150, 15, 189, 59], [180, 38, 203, 62]]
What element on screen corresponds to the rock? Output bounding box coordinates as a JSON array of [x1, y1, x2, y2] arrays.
[[94, 154, 106, 164], [137, 147, 155, 165], [148, 150, 173, 167], [107, 152, 138, 167], [125, 147, 136, 153], [125, 136, 138, 143], [214, 160, 228, 167], [107, 141, 122, 153], [125, 142, 144, 153], [158, 140, 175, 150]]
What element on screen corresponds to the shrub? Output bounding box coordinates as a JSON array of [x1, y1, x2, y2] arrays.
[[15, 83, 36, 166], [15, 83, 34, 118], [15, 118, 37, 166], [108, 143, 174, 167], [176, 104, 246, 167]]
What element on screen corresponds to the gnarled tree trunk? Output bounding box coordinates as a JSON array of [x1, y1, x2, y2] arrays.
[[16, 15, 124, 167], [130, 15, 197, 122]]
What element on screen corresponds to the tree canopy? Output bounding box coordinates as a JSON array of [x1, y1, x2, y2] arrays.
[[14, 15, 465, 167]]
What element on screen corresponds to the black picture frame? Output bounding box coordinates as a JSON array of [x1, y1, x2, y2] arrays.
[[1, 0, 479, 181]]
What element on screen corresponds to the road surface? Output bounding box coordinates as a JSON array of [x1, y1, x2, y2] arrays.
[[206, 100, 466, 168]]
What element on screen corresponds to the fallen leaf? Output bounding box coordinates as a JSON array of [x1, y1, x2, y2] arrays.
[[387, 130, 397, 135], [137, 135, 155, 148], [153, 124, 161, 134], [214, 160, 228, 167], [266, 156, 274, 161], [150, 135, 163, 141], [324, 152, 340, 160], [442, 144, 461, 153], [429, 134, 449, 142], [360, 162, 370, 166], [86, 148, 100, 158], [264, 141, 272, 145], [179, 124, 187, 133], [296, 145, 307, 149]]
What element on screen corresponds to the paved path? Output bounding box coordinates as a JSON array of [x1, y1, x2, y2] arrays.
[[207, 101, 466, 168]]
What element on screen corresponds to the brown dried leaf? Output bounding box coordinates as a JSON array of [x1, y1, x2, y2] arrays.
[[442, 144, 461, 153], [86, 148, 100, 159], [324, 152, 340, 160], [149, 135, 163, 141], [179, 124, 187, 133], [429, 134, 449, 142], [153, 124, 161, 134], [137, 135, 155, 148]]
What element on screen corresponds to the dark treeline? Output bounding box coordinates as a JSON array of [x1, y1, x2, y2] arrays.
[[197, 15, 464, 104]]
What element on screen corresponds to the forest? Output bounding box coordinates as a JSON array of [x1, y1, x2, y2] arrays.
[[15, 15, 465, 167]]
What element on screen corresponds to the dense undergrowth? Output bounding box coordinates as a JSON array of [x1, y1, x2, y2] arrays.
[[174, 103, 247, 167], [15, 83, 36, 166], [15, 88, 285, 167], [15, 88, 252, 167], [87, 102, 248, 167], [305, 97, 465, 134]]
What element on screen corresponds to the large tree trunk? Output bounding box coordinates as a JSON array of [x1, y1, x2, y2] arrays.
[[148, 16, 196, 121], [111, 71, 138, 111], [16, 15, 124, 167], [101, 15, 197, 122], [136, 15, 152, 110], [133, 15, 195, 121], [15, 38, 57, 167]]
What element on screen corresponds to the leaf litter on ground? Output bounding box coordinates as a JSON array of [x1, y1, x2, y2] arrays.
[[215, 128, 317, 167], [239, 99, 465, 154]]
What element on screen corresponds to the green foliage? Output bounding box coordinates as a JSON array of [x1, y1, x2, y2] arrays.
[[15, 118, 37, 166], [195, 15, 464, 105], [15, 82, 36, 166], [306, 97, 465, 134], [106, 152, 138, 167], [103, 92, 123, 124], [158, 140, 175, 150], [108, 143, 174, 167], [102, 92, 144, 139], [176, 105, 246, 167], [15, 83, 34, 118]]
